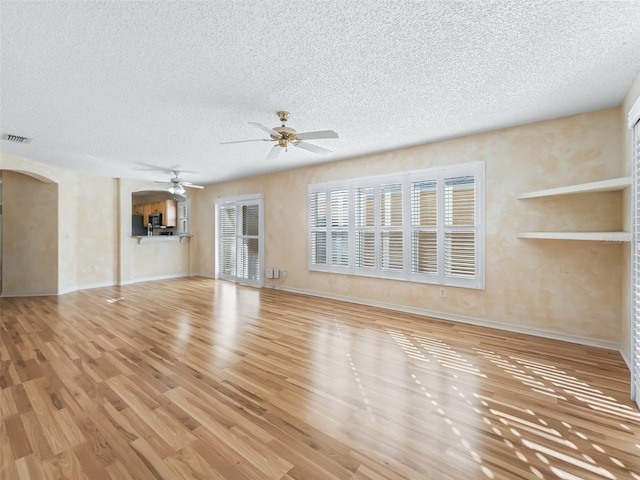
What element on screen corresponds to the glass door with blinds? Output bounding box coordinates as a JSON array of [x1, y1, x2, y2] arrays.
[[215, 195, 264, 288]]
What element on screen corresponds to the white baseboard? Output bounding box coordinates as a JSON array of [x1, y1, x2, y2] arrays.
[[120, 273, 189, 285], [191, 273, 216, 280], [276, 285, 622, 352], [192, 272, 215, 279], [58, 281, 119, 295], [620, 348, 632, 371], [1, 289, 58, 297]]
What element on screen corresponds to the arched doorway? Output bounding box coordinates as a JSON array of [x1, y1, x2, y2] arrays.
[[0, 169, 58, 296]]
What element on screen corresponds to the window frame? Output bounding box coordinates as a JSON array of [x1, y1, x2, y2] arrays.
[[308, 162, 485, 290]]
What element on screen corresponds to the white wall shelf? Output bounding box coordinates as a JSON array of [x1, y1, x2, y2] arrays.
[[516, 176, 631, 199], [517, 176, 630, 241], [517, 232, 630, 242]]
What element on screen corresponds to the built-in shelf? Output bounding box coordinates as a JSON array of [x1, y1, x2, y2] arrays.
[[517, 232, 630, 242], [516, 176, 631, 200], [517, 176, 631, 242]]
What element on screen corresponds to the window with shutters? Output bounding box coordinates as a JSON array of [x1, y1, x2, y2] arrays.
[[308, 162, 484, 289], [330, 189, 350, 268], [215, 194, 264, 288]]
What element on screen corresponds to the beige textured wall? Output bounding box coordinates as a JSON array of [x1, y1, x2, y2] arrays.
[[75, 173, 119, 287], [620, 70, 640, 363], [57, 169, 78, 293], [1, 170, 58, 295], [132, 238, 191, 280], [0, 155, 195, 293], [199, 108, 624, 343]]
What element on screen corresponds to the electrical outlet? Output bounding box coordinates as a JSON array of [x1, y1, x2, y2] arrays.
[[282, 270, 287, 277], [439, 288, 446, 298]]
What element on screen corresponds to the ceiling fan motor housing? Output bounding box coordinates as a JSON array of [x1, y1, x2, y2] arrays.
[[273, 126, 297, 146]]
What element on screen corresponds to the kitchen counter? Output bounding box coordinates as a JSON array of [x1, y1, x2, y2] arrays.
[[132, 235, 190, 244]]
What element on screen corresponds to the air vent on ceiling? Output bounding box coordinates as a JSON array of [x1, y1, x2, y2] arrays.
[[1, 133, 32, 144]]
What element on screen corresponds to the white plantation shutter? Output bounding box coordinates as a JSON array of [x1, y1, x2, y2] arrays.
[[177, 199, 189, 236], [220, 239, 235, 276], [242, 204, 259, 236], [380, 184, 403, 270], [355, 186, 376, 269], [444, 176, 476, 279], [411, 180, 438, 275], [330, 190, 350, 267], [238, 205, 260, 281], [308, 162, 483, 289], [219, 206, 236, 277], [632, 115, 640, 408], [238, 238, 259, 280], [309, 191, 328, 267]]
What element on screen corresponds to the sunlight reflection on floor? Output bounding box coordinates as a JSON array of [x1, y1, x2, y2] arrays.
[[382, 329, 640, 479]]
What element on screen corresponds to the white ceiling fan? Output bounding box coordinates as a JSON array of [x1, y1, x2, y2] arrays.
[[221, 111, 339, 160], [155, 171, 204, 195]]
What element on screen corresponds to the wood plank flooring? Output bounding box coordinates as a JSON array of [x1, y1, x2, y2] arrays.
[[1, 277, 639, 479]]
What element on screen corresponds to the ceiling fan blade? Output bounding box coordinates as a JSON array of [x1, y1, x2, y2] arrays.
[[266, 144, 281, 160], [295, 130, 339, 141], [249, 122, 281, 138], [295, 141, 333, 156], [220, 139, 269, 145], [185, 184, 204, 189]]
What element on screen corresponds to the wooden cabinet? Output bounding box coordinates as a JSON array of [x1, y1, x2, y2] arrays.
[[160, 199, 177, 227], [142, 204, 152, 226], [133, 200, 177, 227], [151, 201, 163, 214]]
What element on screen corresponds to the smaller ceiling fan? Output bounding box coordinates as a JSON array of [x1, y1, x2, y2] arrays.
[[221, 111, 339, 160], [155, 171, 204, 195]]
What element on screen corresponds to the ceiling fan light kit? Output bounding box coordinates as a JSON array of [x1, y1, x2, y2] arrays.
[[155, 171, 204, 195], [168, 184, 185, 195], [221, 111, 339, 160]]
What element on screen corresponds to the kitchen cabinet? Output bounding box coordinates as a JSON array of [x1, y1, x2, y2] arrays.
[[161, 199, 177, 227], [133, 200, 177, 227], [151, 201, 163, 214], [142, 204, 152, 226]]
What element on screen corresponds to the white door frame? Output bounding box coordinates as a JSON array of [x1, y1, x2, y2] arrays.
[[215, 193, 264, 288]]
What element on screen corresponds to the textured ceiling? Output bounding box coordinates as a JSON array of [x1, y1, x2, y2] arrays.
[[1, 1, 640, 186]]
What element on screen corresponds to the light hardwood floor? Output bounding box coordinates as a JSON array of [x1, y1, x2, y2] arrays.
[[1, 277, 639, 479]]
